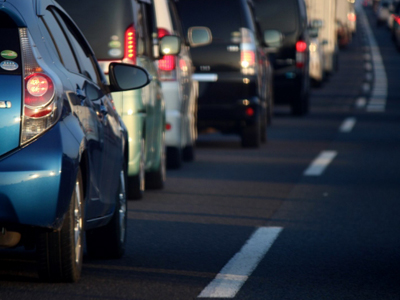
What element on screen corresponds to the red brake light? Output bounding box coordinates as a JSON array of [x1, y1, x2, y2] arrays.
[[296, 41, 307, 52], [347, 12, 356, 22], [158, 28, 170, 39], [24, 73, 55, 118], [124, 25, 136, 65], [241, 50, 255, 68], [158, 28, 176, 73], [159, 55, 175, 71], [245, 107, 255, 117], [395, 15, 400, 25]]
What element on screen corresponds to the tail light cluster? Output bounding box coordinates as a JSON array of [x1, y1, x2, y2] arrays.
[[296, 40, 307, 69], [157, 28, 177, 81], [99, 24, 137, 74], [240, 28, 256, 75], [123, 25, 137, 65], [347, 12, 357, 22], [20, 28, 61, 145], [394, 15, 400, 25]]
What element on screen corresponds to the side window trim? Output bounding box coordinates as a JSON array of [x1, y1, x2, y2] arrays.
[[41, 8, 81, 73], [50, 7, 102, 85]]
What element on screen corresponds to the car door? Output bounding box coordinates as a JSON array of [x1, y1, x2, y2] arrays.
[[40, 7, 122, 218], [168, 0, 193, 146], [135, 0, 165, 170]]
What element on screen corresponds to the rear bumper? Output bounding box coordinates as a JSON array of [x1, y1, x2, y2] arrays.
[[195, 74, 262, 133], [162, 81, 183, 147], [197, 96, 261, 133], [273, 66, 305, 103], [0, 122, 79, 230]]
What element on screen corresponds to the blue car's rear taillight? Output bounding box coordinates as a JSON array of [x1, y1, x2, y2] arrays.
[[19, 28, 61, 145]]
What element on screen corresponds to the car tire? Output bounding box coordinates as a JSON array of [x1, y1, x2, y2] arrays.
[[241, 116, 261, 148], [86, 165, 127, 259], [127, 138, 145, 200], [145, 133, 166, 189], [37, 168, 84, 282], [166, 146, 182, 169], [182, 145, 195, 162]]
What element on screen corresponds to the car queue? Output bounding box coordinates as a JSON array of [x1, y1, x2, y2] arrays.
[[0, 0, 357, 282]]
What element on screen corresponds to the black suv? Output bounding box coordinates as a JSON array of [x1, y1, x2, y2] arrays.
[[254, 0, 310, 115], [176, 0, 274, 147]]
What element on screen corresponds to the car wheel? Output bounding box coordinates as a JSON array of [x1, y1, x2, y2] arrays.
[[241, 115, 261, 148], [86, 165, 127, 259], [182, 144, 195, 162], [145, 132, 166, 189], [127, 138, 145, 200], [37, 168, 84, 282], [166, 146, 182, 169]]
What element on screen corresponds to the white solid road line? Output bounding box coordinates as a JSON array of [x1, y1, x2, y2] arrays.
[[303, 151, 338, 176], [198, 227, 283, 299], [340, 117, 357, 133]]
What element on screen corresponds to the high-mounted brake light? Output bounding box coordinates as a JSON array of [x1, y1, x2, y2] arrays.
[[157, 28, 176, 80], [123, 25, 136, 65]]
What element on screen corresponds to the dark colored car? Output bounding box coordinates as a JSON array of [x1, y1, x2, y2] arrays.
[[176, 0, 274, 147], [254, 0, 310, 115], [0, 0, 151, 282]]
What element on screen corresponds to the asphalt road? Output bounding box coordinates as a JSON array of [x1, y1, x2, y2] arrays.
[[1, 5, 400, 300]]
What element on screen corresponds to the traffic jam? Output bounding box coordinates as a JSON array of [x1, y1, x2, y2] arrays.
[[0, 0, 399, 299]]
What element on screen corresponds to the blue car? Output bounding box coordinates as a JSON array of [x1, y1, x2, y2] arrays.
[[0, 0, 152, 282]]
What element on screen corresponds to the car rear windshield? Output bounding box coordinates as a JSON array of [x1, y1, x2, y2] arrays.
[[254, 0, 298, 34], [59, 0, 132, 60], [176, 0, 243, 43]]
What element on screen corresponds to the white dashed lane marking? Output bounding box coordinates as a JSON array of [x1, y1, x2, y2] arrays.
[[198, 227, 283, 298], [356, 97, 367, 108], [340, 117, 357, 133], [303, 151, 338, 176], [360, 8, 387, 113]]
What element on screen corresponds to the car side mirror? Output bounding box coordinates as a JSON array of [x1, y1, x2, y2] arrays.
[[264, 30, 283, 52], [159, 35, 181, 56], [108, 63, 151, 92], [187, 26, 212, 47]]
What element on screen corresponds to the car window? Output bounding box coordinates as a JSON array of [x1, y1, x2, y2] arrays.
[[58, 0, 133, 60], [254, 0, 299, 34], [41, 9, 80, 74], [176, 0, 243, 43], [51, 8, 100, 84]]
